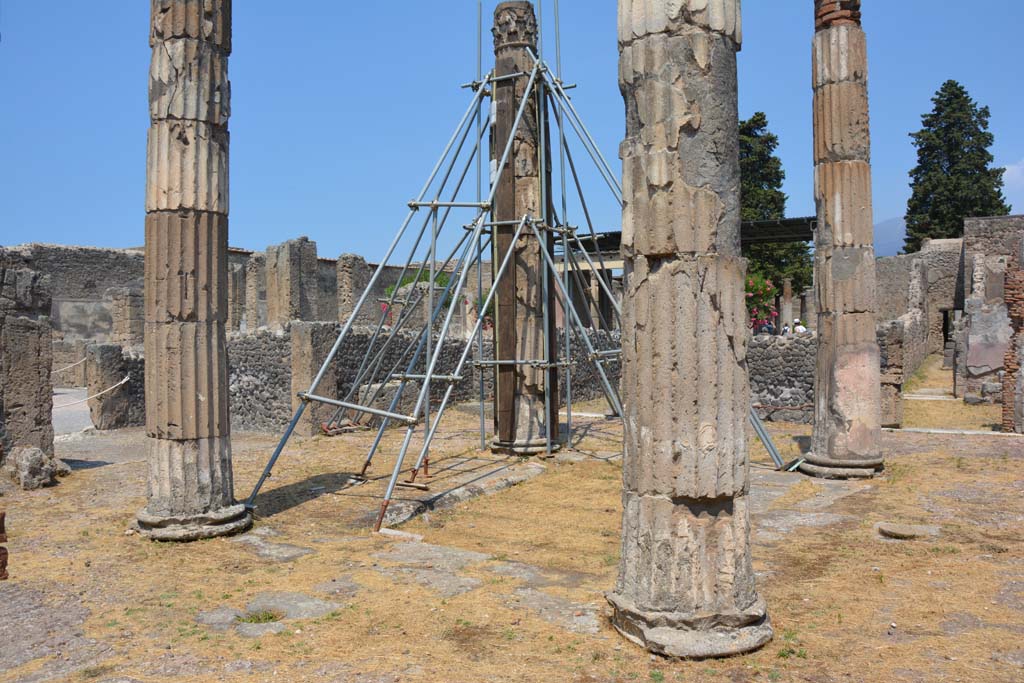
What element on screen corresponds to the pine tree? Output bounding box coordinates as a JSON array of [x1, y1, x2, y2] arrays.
[[904, 80, 1010, 253], [739, 112, 812, 292]]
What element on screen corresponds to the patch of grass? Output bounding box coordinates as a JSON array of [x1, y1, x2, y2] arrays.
[[237, 609, 283, 624], [79, 665, 115, 679], [649, 671, 665, 682]]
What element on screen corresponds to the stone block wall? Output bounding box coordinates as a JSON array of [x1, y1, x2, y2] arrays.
[[748, 333, 816, 423]]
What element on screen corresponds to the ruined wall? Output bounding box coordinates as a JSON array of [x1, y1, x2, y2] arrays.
[[0, 244, 144, 342], [748, 333, 816, 423]]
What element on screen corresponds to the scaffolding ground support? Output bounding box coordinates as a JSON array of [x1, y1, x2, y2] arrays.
[[245, 47, 627, 531]]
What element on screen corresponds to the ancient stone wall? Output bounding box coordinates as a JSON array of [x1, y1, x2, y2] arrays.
[[0, 244, 144, 342], [875, 255, 915, 321], [748, 333, 816, 423]]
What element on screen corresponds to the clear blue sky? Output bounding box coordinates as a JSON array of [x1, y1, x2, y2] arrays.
[[2, 1, 1021, 259]]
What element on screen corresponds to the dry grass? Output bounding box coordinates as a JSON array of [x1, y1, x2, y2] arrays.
[[3, 401, 1024, 682], [903, 354, 953, 394]]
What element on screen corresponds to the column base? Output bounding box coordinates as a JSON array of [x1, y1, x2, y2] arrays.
[[137, 503, 252, 542], [607, 592, 773, 659], [490, 434, 564, 456], [798, 453, 883, 480]]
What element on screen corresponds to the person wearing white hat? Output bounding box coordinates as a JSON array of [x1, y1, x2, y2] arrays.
[[793, 318, 807, 334]]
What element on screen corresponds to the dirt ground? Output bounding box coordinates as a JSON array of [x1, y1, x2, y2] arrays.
[[2, 383, 1023, 682]]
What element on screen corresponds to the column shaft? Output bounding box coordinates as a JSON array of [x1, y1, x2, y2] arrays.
[[609, 0, 771, 658], [803, 0, 883, 478], [139, 0, 250, 540], [490, 1, 560, 454]]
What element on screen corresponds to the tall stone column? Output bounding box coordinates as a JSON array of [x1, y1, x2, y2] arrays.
[[801, 0, 883, 479], [139, 0, 251, 540], [490, 2, 560, 454], [609, 0, 771, 657]]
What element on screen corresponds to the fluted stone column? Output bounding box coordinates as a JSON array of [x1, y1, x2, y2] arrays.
[[609, 0, 771, 657], [139, 0, 251, 540], [801, 0, 883, 479], [490, 2, 560, 454]]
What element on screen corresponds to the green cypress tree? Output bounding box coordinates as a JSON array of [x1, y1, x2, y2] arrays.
[[904, 80, 1010, 253], [739, 112, 812, 292]]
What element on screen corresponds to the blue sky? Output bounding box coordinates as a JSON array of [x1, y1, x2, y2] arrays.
[[1, 1, 1021, 259]]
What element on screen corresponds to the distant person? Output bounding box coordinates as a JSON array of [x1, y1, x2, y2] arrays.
[[781, 322, 790, 336], [793, 318, 807, 334]]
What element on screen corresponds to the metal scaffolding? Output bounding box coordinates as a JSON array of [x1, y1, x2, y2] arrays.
[[245, 41, 626, 531]]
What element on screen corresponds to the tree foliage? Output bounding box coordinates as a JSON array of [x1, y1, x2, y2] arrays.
[[903, 80, 1010, 253], [738, 112, 812, 293]]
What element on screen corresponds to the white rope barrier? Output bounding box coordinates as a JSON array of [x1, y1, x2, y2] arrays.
[[53, 357, 87, 374], [53, 375, 130, 409]]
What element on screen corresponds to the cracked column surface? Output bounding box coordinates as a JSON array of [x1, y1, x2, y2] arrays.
[[801, 0, 883, 479], [490, 1, 561, 455], [608, 0, 772, 657], [139, 0, 251, 540]]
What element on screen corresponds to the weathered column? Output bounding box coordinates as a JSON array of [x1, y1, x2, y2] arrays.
[[781, 278, 794, 330], [609, 0, 772, 657], [226, 263, 245, 332], [244, 252, 265, 331], [490, 2, 559, 454], [139, 0, 251, 540], [802, 0, 883, 478]]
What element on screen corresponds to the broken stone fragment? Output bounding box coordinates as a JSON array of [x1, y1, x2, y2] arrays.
[[876, 522, 940, 540], [2, 447, 70, 490]]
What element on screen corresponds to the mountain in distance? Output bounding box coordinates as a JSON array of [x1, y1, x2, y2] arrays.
[[873, 216, 906, 256]]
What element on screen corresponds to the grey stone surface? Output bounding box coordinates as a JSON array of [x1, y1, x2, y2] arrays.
[[195, 606, 244, 631], [232, 531, 315, 562], [235, 621, 287, 638], [509, 587, 599, 634], [245, 591, 341, 620], [314, 576, 362, 598]]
